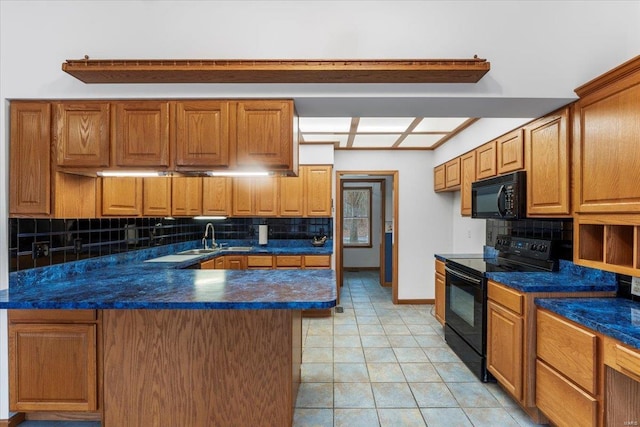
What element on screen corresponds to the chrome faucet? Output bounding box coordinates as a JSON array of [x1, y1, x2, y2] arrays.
[[202, 222, 216, 249]]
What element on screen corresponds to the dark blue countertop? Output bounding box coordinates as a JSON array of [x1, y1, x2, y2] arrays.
[[435, 253, 616, 293], [0, 240, 336, 310], [536, 298, 640, 350]]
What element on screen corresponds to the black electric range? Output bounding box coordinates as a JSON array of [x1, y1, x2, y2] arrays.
[[444, 235, 562, 382]]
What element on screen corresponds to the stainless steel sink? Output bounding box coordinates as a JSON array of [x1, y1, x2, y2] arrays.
[[178, 249, 220, 255], [221, 246, 254, 252]]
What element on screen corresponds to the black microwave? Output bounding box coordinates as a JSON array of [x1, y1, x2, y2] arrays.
[[471, 171, 526, 219]]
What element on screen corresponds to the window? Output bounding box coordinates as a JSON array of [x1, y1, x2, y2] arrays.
[[343, 187, 372, 247]]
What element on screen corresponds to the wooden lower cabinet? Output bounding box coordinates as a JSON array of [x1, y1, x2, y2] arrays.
[[536, 308, 602, 427], [487, 300, 523, 400], [247, 255, 274, 269], [103, 309, 301, 427], [486, 281, 614, 424], [434, 260, 445, 325], [225, 255, 247, 269], [8, 310, 100, 413]]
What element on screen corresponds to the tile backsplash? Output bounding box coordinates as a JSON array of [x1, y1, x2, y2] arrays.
[[9, 217, 332, 272]]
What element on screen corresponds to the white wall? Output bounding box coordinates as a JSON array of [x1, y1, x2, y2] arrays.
[[334, 150, 453, 300], [450, 192, 487, 253]]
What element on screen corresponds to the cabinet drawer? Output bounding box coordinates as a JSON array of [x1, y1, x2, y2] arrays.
[[435, 260, 445, 275], [200, 258, 217, 270], [276, 255, 303, 268], [487, 281, 523, 315], [537, 309, 598, 394], [304, 255, 331, 268], [536, 360, 598, 427], [247, 255, 274, 268], [9, 310, 97, 323], [615, 343, 640, 382]]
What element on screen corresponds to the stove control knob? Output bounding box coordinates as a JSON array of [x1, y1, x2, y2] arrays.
[[530, 244, 537, 251], [539, 245, 547, 252]]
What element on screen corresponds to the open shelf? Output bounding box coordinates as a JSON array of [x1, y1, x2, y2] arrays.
[[579, 224, 605, 262], [605, 225, 634, 268], [575, 214, 640, 275]]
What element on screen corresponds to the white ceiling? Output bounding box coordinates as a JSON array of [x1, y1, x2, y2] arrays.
[[300, 116, 477, 150]]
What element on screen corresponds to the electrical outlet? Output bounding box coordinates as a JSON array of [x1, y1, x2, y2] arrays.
[[32, 242, 50, 259], [74, 238, 83, 254]]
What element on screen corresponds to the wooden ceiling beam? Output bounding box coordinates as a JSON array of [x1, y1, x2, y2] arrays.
[[61, 57, 490, 84]]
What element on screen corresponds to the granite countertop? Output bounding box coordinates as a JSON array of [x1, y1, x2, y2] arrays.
[[0, 240, 336, 310], [536, 297, 640, 350], [435, 253, 616, 293]]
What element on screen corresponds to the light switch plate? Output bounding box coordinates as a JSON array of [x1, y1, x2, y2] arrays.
[[632, 277, 640, 297], [632, 308, 640, 327]]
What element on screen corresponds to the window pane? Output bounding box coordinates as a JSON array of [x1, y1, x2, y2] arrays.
[[343, 188, 371, 247]]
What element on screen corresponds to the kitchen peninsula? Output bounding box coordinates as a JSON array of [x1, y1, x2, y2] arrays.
[[0, 244, 336, 426]]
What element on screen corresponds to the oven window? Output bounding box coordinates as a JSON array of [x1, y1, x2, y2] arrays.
[[450, 285, 475, 327]]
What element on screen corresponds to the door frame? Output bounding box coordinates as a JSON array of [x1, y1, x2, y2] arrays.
[[335, 170, 399, 304]]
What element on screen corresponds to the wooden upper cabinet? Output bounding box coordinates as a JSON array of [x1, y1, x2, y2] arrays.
[[172, 177, 202, 216], [574, 57, 640, 213], [175, 101, 230, 169], [433, 164, 446, 192], [476, 141, 497, 180], [10, 102, 51, 216], [101, 177, 143, 216], [460, 151, 477, 216], [202, 177, 232, 216], [54, 102, 110, 168], [113, 101, 170, 168], [497, 129, 524, 174], [254, 177, 279, 216], [232, 178, 254, 216], [279, 175, 304, 217], [445, 157, 461, 189], [53, 173, 98, 219], [235, 100, 295, 170], [304, 165, 332, 217], [525, 107, 571, 217], [143, 177, 172, 217]]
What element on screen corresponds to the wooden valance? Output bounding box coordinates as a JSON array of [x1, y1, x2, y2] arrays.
[[61, 57, 490, 84]]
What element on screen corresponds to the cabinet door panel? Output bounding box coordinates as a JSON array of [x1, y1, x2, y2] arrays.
[[304, 165, 332, 217], [575, 82, 640, 213], [526, 109, 570, 216], [497, 129, 524, 174], [232, 178, 254, 216], [254, 177, 278, 216], [279, 175, 304, 216], [434, 165, 446, 191], [10, 102, 51, 216], [476, 141, 497, 180], [102, 177, 142, 216], [202, 177, 231, 216], [487, 301, 523, 400], [460, 151, 476, 216], [114, 101, 169, 167], [172, 177, 202, 216], [143, 177, 172, 217], [445, 158, 461, 188], [176, 101, 230, 168], [434, 272, 445, 325], [9, 323, 97, 412], [236, 100, 293, 169], [55, 102, 110, 168]]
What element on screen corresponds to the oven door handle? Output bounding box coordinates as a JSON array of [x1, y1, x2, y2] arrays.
[[444, 266, 483, 285]]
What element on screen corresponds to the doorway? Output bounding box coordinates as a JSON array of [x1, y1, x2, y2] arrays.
[[335, 171, 399, 305]]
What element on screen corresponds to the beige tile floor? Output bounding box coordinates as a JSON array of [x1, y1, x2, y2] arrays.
[[294, 270, 547, 427]]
